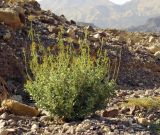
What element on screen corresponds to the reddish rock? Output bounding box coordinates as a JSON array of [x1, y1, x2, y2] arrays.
[[0, 8, 24, 29], [102, 108, 119, 118]]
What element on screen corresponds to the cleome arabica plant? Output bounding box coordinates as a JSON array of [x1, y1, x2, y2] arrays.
[[25, 25, 116, 121]]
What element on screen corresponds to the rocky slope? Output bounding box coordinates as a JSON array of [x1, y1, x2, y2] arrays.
[[0, 0, 160, 134], [0, 0, 159, 95], [39, 0, 160, 28]]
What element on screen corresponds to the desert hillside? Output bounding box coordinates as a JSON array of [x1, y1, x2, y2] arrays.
[[0, 0, 159, 135]]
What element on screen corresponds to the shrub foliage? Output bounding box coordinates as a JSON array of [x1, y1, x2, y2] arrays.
[[25, 29, 116, 121]]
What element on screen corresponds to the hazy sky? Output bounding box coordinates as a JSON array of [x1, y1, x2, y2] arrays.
[[110, 0, 132, 4], [37, 0, 132, 5]]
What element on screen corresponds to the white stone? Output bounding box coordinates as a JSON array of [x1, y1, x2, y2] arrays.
[[31, 123, 39, 132], [0, 120, 5, 129], [154, 51, 160, 59], [67, 28, 76, 38], [3, 32, 11, 40], [93, 33, 100, 39], [149, 36, 155, 43]]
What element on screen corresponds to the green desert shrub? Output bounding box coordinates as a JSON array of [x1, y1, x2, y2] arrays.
[[122, 97, 160, 110], [25, 29, 116, 121]]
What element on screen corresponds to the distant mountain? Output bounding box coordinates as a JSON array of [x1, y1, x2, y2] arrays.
[[128, 16, 160, 33], [77, 22, 97, 28], [39, 0, 160, 28]]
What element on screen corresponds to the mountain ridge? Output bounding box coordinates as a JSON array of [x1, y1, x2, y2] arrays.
[[39, 0, 160, 28], [128, 16, 160, 32]]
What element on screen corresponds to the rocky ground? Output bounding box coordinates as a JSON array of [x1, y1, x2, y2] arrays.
[[0, 88, 160, 135], [0, 0, 160, 135]]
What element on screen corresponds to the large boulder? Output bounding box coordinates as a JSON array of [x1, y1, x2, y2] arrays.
[[0, 7, 24, 28]]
